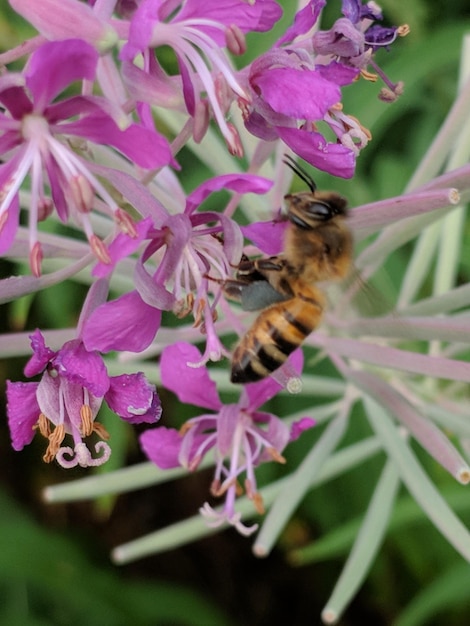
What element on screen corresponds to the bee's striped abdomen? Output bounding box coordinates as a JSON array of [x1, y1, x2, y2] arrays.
[[230, 290, 323, 383]]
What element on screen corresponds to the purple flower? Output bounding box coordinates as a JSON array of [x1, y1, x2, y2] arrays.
[[120, 0, 282, 153], [7, 321, 161, 468], [275, 0, 326, 47], [82, 172, 273, 361], [236, 0, 406, 171], [313, 0, 408, 101], [239, 14, 362, 176], [0, 38, 174, 275], [140, 342, 314, 535]]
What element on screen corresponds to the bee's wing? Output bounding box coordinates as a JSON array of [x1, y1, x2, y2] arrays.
[[334, 266, 396, 318], [224, 279, 290, 311]]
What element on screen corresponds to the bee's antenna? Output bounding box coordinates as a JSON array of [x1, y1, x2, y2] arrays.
[[282, 154, 317, 192]]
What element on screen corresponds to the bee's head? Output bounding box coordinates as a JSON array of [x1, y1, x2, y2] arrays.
[[285, 191, 348, 229]]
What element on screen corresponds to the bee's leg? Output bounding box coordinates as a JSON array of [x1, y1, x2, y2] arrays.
[[222, 278, 249, 304], [237, 256, 285, 278]]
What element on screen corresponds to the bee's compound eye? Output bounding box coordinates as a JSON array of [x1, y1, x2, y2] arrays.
[[305, 201, 333, 220]]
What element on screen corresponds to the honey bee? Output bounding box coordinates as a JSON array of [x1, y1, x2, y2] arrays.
[[226, 156, 353, 384]]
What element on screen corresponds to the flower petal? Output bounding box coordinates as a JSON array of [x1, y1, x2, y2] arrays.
[[82, 291, 161, 353], [193, 211, 244, 265], [241, 220, 287, 255], [174, 0, 283, 44], [276, 0, 325, 46], [119, 0, 159, 60], [76, 279, 109, 336], [185, 174, 273, 214], [253, 67, 340, 120], [216, 404, 242, 455], [0, 84, 31, 120], [6, 380, 40, 450], [63, 113, 176, 170], [24, 329, 56, 378], [0, 188, 20, 255], [140, 426, 183, 469], [106, 373, 162, 424], [316, 61, 360, 86], [290, 417, 316, 441], [160, 342, 221, 410], [256, 410, 291, 457], [53, 339, 110, 397], [25, 39, 98, 111], [243, 349, 304, 409], [61, 379, 102, 430], [134, 256, 176, 311], [92, 218, 153, 278], [277, 126, 356, 178]]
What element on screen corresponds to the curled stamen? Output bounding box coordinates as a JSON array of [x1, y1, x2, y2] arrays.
[[174, 294, 195, 318], [179, 422, 193, 436], [193, 298, 205, 327], [210, 477, 222, 496], [225, 123, 244, 157], [211, 475, 237, 497]]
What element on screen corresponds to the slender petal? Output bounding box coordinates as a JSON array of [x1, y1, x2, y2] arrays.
[[276, 0, 325, 46], [277, 126, 356, 178]]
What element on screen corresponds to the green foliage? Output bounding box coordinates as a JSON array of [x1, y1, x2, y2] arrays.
[[0, 491, 231, 626]]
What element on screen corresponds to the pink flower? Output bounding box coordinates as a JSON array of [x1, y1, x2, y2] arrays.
[[313, 0, 407, 101], [140, 342, 314, 534], [238, 12, 361, 176], [82, 172, 273, 359], [120, 0, 283, 152], [0, 38, 174, 275], [6, 282, 161, 468]]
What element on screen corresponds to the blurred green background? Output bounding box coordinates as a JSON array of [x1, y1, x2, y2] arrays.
[[1, 1, 470, 625]]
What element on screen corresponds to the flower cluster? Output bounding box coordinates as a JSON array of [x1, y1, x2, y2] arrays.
[[6, 0, 470, 623], [3, 0, 407, 483]]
